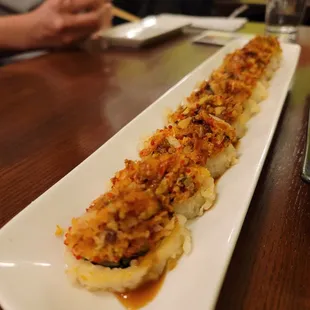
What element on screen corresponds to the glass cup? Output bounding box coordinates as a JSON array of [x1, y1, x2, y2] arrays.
[[265, 0, 307, 34]]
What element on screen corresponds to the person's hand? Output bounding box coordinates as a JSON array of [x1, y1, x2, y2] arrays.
[[27, 0, 112, 48]]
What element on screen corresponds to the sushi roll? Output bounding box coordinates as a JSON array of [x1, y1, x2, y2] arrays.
[[64, 189, 191, 293], [111, 153, 216, 219], [140, 112, 237, 179]]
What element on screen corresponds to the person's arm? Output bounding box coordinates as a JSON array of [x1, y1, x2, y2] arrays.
[[0, 13, 37, 50], [0, 0, 112, 51]]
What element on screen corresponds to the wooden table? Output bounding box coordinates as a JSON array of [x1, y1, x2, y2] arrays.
[[1, 23, 310, 309]]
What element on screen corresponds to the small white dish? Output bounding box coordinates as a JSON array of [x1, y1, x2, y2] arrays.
[[100, 15, 190, 48], [0, 39, 300, 310], [192, 30, 250, 46], [160, 14, 248, 32]]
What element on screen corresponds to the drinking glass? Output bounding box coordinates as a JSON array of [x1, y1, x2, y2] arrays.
[[265, 0, 307, 34]]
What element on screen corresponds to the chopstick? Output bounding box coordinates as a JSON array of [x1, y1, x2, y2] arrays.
[[84, 5, 140, 44], [301, 105, 310, 183], [228, 4, 249, 18], [112, 6, 141, 22]]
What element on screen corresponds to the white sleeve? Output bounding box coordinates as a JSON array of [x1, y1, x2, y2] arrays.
[[0, 0, 43, 12]]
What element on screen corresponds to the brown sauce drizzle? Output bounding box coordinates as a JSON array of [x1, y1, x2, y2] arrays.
[[115, 272, 166, 310]]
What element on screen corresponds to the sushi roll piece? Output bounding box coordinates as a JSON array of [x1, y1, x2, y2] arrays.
[[65, 189, 191, 293], [209, 70, 262, 135], [219, 51, 269, 103], [111, 153, 216, 219], [209, 70, 261, 116], [186, 76, 259, 138], [140, 112, 237, 179], [171, 82, 256, 139]]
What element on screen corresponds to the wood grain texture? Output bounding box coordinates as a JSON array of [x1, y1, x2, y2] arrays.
[[0, 25, 310, 310]]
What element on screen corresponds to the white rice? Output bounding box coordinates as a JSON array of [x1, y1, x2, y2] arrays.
[[206, 144, 238, 179], [174, 168, 216, 219], [263, 53, 282, 81], [251, 81, 268, 103], [232, 98, 260, 138]]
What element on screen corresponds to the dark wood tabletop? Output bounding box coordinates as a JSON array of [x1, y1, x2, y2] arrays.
[[1, 23, 310, 309]]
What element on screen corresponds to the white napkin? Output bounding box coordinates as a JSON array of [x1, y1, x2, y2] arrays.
[[160, 14, 248, 32]]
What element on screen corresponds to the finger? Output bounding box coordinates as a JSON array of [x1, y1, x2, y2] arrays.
[[63, 0, 101, 13], [60, 28, 96, 46], [91, 3, 112, 39], [99, 3, 112, 30], [61, 11, 101, 32]]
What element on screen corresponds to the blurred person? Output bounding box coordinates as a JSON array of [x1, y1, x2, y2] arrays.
[[0, 0, 112, 50]]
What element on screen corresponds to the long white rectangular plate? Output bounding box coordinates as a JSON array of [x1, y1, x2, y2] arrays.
[[0, 39, 300, 310]]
